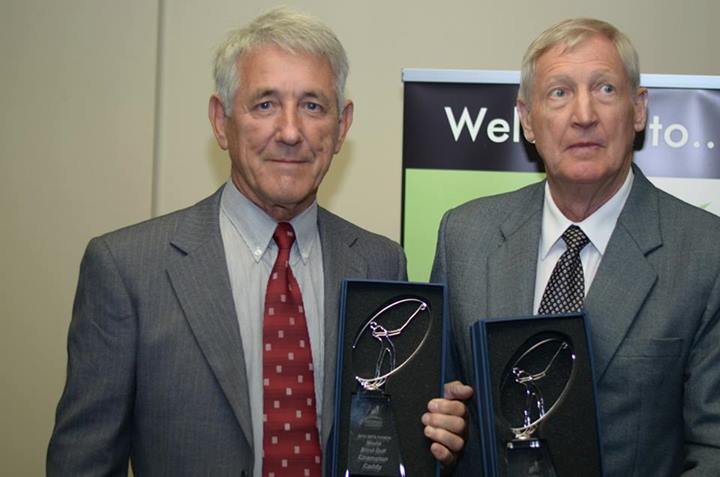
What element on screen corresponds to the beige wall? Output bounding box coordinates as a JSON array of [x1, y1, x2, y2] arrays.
[[2, 0, 718, 473], [1, 1, 158, 474]]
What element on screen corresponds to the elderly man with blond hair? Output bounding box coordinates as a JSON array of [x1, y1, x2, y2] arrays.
[[434, 18, 720, 475]]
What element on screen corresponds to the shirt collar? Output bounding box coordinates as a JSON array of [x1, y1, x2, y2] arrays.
[[220, 180, 319, 264], [540, 168, 634, 259]]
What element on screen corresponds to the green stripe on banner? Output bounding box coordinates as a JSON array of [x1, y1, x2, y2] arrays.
[[403, 169, 545, 281]]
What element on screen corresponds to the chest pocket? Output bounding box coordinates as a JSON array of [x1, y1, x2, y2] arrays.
[[598, 337, 685, 477], [612, 338, 683, 385]]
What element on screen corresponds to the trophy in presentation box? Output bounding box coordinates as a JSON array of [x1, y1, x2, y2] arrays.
[[470, 314, 603, 477], [332, 280, 446, 477]]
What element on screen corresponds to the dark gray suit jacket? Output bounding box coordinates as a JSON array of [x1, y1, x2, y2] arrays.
[[432, 166, 720, 476], [47, 188, 407, 476]]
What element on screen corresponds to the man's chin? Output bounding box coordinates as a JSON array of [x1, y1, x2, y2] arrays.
[[260, 191, 318, 219], [555, 167, 628, 191]]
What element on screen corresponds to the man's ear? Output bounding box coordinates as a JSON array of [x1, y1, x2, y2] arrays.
[[208, 94, 229, 150], [633, 87, 649, 133], [333, 99, 354, 154], [516, 98, 535, 144]]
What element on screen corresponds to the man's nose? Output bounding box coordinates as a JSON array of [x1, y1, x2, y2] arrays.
[[275, 107, 303, 145], [572, 90, 599, 128]]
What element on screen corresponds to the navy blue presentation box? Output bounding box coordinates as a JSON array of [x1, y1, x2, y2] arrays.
[[330, 279, 447, 477], [470, 313, 603, 477]]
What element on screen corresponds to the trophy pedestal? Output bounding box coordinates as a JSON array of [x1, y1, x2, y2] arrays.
[[505, 439, 557, 477], [346, 391, 403, 477]]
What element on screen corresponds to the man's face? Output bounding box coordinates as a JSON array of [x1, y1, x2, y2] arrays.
[[517, 34, 647, 192], [209, 44, 353, 221]]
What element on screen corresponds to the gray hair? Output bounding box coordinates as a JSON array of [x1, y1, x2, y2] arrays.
[[518, 18, 640, 105], [213, 7, 349, 115]]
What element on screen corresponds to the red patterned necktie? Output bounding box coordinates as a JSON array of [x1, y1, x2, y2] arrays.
[[538, 225, 590, 314], [263, 222, 321, 477]]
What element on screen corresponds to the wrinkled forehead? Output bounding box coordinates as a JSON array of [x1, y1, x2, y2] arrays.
[[232, 44, 340, 113], [533, 34, 628, 82], [237, 43, 334, 85]]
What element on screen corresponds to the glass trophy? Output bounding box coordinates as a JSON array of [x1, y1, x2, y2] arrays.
[[499, 333, 576, 477], [345, 297, 432, 477]]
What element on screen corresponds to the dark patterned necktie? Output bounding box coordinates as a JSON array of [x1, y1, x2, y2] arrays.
[[262, 222, 321, 477], [538, 225, 590, 315]]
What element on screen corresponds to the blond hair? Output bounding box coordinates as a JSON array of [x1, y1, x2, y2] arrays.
[[518, 18, 640, 104]]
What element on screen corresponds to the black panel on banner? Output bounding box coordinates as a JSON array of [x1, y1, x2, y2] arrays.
[[403, 81, 720, 179], [402, 82, 543, 172]]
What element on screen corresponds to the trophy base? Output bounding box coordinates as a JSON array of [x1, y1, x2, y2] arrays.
[[505, 438, 558, 477], [345, 390, 404, 477]]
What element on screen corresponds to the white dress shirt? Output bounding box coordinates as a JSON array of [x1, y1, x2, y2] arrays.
[[533, 169, 634, 313]]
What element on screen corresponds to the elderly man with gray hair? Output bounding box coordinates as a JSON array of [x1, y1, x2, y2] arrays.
[[47, 8, 466, 476], [433, 18, 720, 476]]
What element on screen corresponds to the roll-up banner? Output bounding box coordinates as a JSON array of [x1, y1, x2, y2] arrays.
[[402, 69, 720, 281]]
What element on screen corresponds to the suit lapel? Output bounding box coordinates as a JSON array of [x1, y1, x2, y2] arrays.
[[585, 168, 661, 380], [317, 209, 366, 448], [487, 183, 545, 318], [165, 190, 254, 445]]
